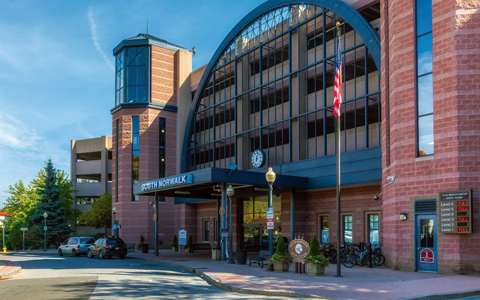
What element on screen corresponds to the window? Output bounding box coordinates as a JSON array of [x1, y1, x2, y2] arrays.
[[159, 118, 166, 178], [320, 216, 329, 243], [68, 238, 78, 245], [132, 116, 140, 201], [187, 6, 381, 171], [80, 238, 95, 244], [116, 119, 119, 203], [115, 46, 149, 105], [76, 197, 99, 205], [368, 214, 379, 244], [416, 0, 433, 156], [343, 215, 353, 244], [115, 50, 125, 106], [204, 220, 210, 242]]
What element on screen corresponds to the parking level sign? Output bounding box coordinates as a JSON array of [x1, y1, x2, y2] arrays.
[[267, 208, 274, 229]]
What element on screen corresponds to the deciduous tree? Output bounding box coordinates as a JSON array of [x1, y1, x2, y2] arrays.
[[78, 193, 112, 234]]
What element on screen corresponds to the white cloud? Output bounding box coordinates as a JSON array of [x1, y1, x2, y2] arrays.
[[88, 6, 115, 72]]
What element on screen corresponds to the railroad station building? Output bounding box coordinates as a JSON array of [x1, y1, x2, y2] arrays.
[[111, 0, 480, 274]]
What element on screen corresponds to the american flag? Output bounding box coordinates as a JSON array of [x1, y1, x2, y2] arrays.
[[333, 38, 342, 118]]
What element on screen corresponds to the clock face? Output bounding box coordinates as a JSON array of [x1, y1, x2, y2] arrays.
[[251, 149, 266, 168]]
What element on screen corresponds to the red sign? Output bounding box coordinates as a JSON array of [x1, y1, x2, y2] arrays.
[[267, 218, 273, 222], [420, 248, 434, 263]]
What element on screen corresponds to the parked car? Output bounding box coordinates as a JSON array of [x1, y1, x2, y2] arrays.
[[58, 237, 95, 257], [88, 237, 127, 259]]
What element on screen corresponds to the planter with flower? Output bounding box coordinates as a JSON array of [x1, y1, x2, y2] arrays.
[[169, 234, 178, 251], [270, 233, 293, 272], [304, 233, 330, 275]]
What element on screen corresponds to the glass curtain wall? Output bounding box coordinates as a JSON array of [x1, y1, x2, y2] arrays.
[[188, 4, 381, 171], [132, 116, 140, 201], [115, 46, 149, 106]]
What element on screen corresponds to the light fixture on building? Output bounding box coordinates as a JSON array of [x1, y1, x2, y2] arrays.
[[192, 46, 197, 56], [175, 190, 190, 195], [227, 185, 234, 198], [400, 212, 408, 221]]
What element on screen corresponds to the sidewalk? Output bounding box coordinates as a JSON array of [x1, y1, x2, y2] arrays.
[[2, 249, 480, 299], [126, 249, 480, 300], [0, 259, 22, 278]]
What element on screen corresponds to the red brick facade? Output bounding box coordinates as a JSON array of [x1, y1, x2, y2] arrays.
[[111, 1, 479, 275], [380, 0, 480, 274]]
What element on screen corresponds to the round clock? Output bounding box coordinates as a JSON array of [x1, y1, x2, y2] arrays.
[[251, 149, 266, 168]]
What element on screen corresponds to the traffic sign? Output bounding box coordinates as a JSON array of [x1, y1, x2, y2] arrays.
[[20, 228, 28, 231], [267, 208, 273, 219], [267, 221, 274, 230], [221, 229, 228, 237], [219, 207, 225, 217], [420, 248, 434, 263], [1, 223, 4, 229], [179, 229, 187, 245]]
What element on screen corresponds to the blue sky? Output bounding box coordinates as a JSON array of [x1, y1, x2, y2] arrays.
[[0, 0, 264, 206]]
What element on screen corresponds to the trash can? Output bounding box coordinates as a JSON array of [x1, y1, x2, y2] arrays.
[[142, 243, 149, 253], [212, 246, 221, 260], [55, 242, 61, 249], [237, 249, 247, 264]]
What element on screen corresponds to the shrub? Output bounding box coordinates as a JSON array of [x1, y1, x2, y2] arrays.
[[7, 219, 30, 250], [275, 233, 286, 256], [169, 234, 178, 248], [304, 254, 330, 267], [25, 225, 43, 249], [309, 233, 321, 257], [137, 234, 145, 249], [49, 244, 56, 249], [186, 235, 193, 249]]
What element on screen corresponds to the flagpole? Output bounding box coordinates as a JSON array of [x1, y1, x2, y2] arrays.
[[335, 22, 342, 278]]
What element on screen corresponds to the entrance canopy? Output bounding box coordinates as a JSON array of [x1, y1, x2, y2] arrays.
[[133, 167, 308, 202]]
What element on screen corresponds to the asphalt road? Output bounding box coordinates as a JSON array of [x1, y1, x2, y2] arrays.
[[0, 253, 298, 300]]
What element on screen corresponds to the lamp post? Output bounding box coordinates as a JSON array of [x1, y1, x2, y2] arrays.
[[226, 185, 235, 264], [43, 212, 48, 251], [112, 207, 117, 236], [265, 167, 276, 271]]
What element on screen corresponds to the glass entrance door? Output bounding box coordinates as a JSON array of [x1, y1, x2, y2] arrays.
[[415, 214, 438, 272]]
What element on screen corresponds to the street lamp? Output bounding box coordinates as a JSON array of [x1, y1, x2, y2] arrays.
[[265, 167, 276, 271], [226, 185, 235, 264], [43, 212, 48, 251], [112, 207, 117, 236]]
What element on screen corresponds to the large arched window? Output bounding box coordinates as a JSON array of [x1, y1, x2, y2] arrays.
[[186, 3, 380, 172]]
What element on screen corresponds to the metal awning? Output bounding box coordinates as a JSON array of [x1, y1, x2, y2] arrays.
[[133, 167, 308, 201]]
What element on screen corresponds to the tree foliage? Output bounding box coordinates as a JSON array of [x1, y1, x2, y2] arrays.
[[30, 159, 71, 245], [7, 218, 30, 250], [3, 180, 40, 229], [78, 193, 112, 234]]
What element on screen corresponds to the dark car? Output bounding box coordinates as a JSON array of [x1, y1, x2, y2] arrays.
[[88, 237, 127, 259], [58, 237, 95, 257]]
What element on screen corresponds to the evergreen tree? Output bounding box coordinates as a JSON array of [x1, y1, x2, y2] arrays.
[[275, 233, 287, 256], [309, 233, 321, 257], [30, 159, 70, 245]]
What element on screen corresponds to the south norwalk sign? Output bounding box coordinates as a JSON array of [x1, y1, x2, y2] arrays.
[[141, 174, 193, 192]]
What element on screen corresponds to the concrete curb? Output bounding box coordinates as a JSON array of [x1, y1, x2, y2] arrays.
[[0, 261, 22, 279], [401, 290, 480, 300]]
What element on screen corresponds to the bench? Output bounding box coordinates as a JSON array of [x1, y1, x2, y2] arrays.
[[249, 250, 271, 268], [125, 243, 135, 252], [189, 243, 211, 254]]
